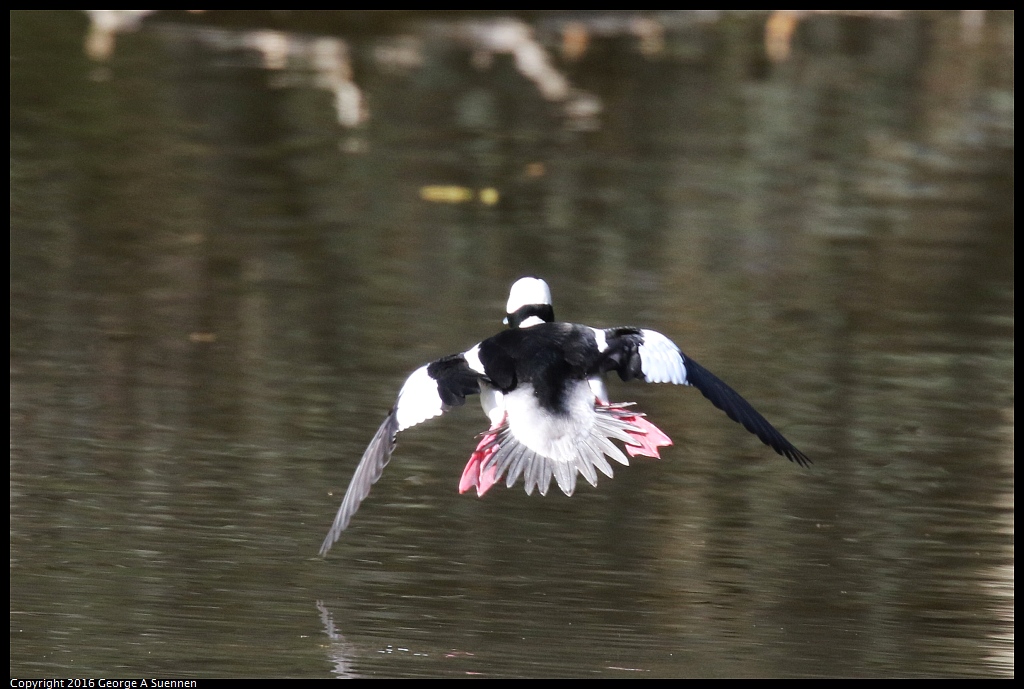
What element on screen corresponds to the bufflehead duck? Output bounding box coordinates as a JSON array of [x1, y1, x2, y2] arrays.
[[319, 277, 809, 555], [457, 277, 673, 498]]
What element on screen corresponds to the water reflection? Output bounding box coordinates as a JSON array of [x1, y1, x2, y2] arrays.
[[11, 10, 1014, 678], [317, 601, 360, 678]]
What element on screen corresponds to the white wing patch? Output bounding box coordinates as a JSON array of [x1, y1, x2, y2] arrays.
[[463, 344, 486, 375], [394, 365, 445, 431], [639, 329, 688, 384]]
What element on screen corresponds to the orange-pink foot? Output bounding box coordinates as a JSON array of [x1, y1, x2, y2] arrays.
[[613, 409, 672, 458], [459, 428, 501, 496]]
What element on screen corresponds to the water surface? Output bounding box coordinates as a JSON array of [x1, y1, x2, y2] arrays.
[[10, 10, 1014, 678]]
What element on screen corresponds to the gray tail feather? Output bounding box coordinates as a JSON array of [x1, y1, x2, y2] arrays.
[[484, 404, 645, 497]]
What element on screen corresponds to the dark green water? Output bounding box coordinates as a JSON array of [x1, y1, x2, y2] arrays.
[[10, 10, 1014, 678]]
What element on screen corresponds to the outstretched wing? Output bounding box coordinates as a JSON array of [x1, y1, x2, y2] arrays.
[[319, 410, 400, 555], [319, 353, 482, 555], [598, 327, 810, 467]]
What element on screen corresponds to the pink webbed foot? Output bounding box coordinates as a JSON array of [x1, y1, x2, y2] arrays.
[[459, 426, 502, 497], [623, 414, 673, 458], [604, 403, 673, 458]]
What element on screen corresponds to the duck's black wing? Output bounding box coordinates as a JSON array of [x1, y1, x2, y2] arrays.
[[319, 353, 483, 555], [598, 327, 810, 467]]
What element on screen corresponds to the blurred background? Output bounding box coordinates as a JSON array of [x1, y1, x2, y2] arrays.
[[10, 10, 1013, 677]]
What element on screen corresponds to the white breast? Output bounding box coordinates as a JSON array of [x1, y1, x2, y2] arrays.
[[504, 381, 597, 463], [478, 380, 505, 427]]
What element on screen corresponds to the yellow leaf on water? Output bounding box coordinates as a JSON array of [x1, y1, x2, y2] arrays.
[[420, 185, 474, 203], [479, 188, 500, 206]]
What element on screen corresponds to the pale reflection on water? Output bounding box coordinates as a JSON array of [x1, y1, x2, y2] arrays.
[[10, 10, 1013, 678]]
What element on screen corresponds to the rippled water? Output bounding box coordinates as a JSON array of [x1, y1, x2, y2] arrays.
[[11, 10, 1013, 678]]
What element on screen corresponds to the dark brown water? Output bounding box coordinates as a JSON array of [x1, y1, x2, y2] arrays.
[[11, 11, 1013, 678]]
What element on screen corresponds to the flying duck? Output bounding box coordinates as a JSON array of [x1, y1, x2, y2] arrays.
[[320, 277, 808, 555]]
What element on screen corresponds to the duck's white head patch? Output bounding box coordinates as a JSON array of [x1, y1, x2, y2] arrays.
[[506, 277, 552, 314]]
